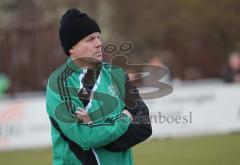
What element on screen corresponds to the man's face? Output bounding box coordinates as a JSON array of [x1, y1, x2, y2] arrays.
[[69, 32, 103, 65], [229, 54, 240, 71]]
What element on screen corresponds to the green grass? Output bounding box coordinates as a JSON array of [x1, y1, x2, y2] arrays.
[[0, 147, 52, 165], [1, 134, 240, 165]]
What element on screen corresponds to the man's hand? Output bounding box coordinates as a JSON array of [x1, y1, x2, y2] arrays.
[[122, 109, 133, 121], [76, 108, 132, 124], [75, 108, 93, 124]]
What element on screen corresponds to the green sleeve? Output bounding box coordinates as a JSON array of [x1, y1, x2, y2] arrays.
[[46, 85, 131, 150]]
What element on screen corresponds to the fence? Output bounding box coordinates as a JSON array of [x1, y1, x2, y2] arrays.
[[0, 23, 66, 93]]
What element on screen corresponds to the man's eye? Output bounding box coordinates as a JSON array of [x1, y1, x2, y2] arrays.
[[86, 37, 94, 41]]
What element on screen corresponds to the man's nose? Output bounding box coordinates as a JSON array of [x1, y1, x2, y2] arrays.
[[95, 38, 102, 47]]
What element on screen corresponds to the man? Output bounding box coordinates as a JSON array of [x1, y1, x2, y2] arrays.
[[0, 73, 10, 96], [222, 51, 240, 83], [46, 8, 152, 165]]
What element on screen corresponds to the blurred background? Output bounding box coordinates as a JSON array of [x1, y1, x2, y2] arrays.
[[0, 0, 240, 165]]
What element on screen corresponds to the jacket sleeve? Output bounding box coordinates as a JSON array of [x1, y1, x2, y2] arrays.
[[46, 83, 132, 151], [104, 74, 152, 152]]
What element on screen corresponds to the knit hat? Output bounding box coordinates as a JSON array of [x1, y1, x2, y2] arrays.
[[59, 8, 101, 56]]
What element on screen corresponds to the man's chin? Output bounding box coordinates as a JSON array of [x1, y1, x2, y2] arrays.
[[95, 56, 103, 62]]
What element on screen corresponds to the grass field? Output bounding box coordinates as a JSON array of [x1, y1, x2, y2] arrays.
[[0, 134, 240, 165]]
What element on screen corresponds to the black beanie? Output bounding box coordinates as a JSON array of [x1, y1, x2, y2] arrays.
[[59, 8, 101, 56]]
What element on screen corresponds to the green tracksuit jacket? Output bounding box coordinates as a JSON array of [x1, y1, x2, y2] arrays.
[[46, 58, 133, 165]]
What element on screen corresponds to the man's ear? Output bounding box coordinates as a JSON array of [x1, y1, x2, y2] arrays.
[[69, 48, 74, 54]]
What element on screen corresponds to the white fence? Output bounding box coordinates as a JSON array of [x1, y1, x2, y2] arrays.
[[146, 83, 240, 138], [0, 96, 51, 151], [0, 83, 240, 151]]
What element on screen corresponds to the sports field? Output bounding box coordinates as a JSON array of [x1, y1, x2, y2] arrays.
[[0, 133, 240, 165]]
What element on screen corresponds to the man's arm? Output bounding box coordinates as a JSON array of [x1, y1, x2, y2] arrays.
[[46, 84, 132, 150], [104, 74, 152, 152]]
